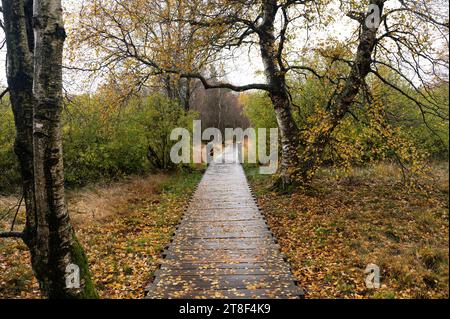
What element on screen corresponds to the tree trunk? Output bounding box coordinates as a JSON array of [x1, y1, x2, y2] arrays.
[[298, 0, 385, 183], [184, 78, 191, 111], [272, 99, 300, 187], [2, 0, 97, 298], [29, 0, 98, 298], [1, 0, 36, 240], [259, 0, 300, 189]]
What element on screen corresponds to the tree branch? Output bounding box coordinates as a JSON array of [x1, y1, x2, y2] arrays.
[[286, 65, 324, 80], [180, 72, 269, 92], [0, 87, 10, 100], [151, 70, 269, 92], [0, 231, 24, 239]]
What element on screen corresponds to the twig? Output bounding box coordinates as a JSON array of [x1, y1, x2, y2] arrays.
[[0, 87, 10, 100], [0, 231, 24, 239], [0, 194, 23, 221], [10, 194, 24, 232]]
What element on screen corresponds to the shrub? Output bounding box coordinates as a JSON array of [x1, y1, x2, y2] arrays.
[[0, 93, 197, 191], [242, 74, 449, 168], [63, 93, 197, 187], [0, 100, 20, 194]]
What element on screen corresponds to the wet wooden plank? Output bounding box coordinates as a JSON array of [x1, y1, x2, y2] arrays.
[[163, 249, 285, 262], [150, 274, 298, 290], [153, 267, 291, 277], [168, 238, 279, 250], [147, 287, 302, 299], [145, 146, 302, 299], [175, 226, 271, 238], [183, 212, 261, 222], [179, 220, 267, 228], [159, 261, 292, 273]]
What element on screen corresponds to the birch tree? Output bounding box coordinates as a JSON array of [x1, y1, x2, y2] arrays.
[[71, 0, 449, 188], [0, 0, 98, 299]]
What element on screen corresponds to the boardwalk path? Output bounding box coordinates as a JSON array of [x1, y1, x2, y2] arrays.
[[146, 146, 303, 299]]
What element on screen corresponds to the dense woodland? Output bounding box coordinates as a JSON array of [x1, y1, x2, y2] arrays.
[[0, 0, 449, 299]]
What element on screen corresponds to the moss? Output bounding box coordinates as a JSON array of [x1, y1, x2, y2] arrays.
[[71, 235, 99, 299]]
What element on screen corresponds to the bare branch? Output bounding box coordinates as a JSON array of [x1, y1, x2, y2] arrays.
[[0, 231, 24, 239], [179, 72, 269, 92], [0, 87, 9, 100], [10, 194, 24, 232], [286, 65, 325, 80]]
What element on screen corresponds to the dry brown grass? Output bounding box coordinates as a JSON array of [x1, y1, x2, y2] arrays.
[[67, 174, 166, 225], [247, 162, 449, 299], [0, 171, 202, 299]]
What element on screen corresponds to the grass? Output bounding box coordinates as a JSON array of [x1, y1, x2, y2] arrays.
[[245, 162, 449, 299], [1, 160, 447, 299], [0, 169, 203, 299]]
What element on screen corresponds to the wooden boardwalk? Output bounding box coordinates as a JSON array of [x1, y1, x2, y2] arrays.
[[145, 146, 303, 299]]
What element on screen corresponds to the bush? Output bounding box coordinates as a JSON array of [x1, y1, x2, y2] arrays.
[[241, 92, 277, 130], [242, 73, 449, 167], [62, 94, 148, 186], [0, 93, 197, 191], [63, 93, 197, 187], [0, 100, 20, 194], [128, 94, 197, 170]]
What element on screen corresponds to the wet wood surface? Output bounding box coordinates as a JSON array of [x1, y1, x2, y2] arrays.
[[145, 147, 303, 299]]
